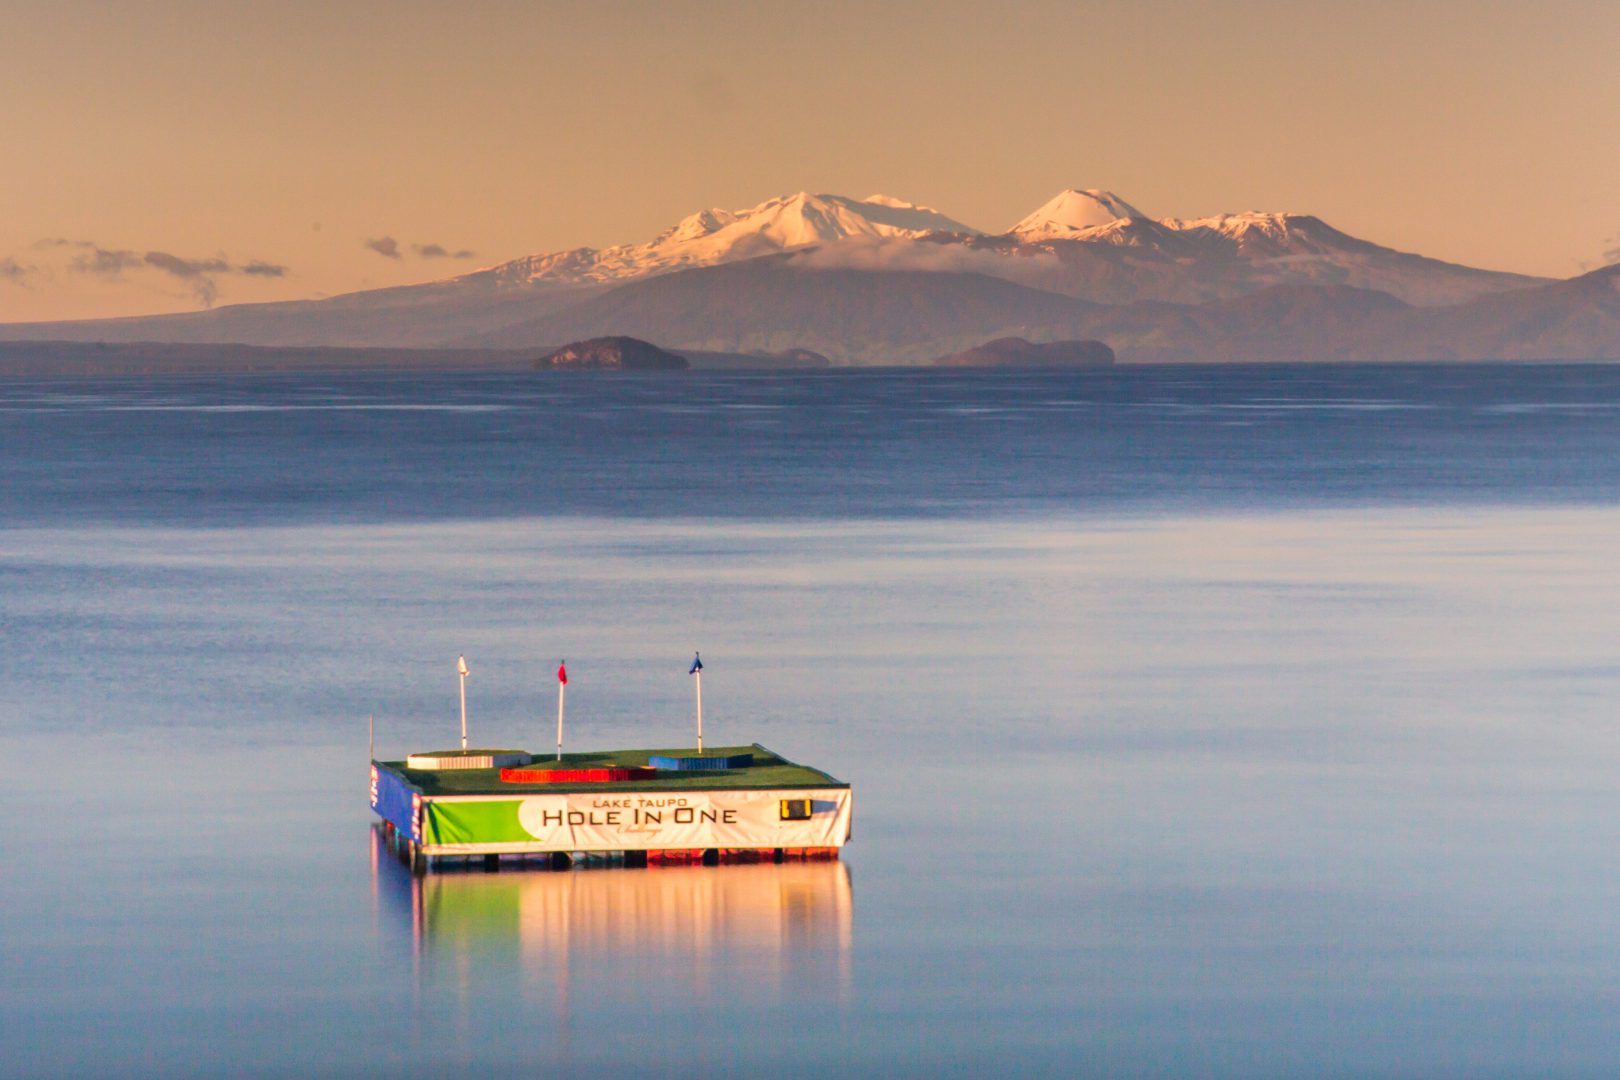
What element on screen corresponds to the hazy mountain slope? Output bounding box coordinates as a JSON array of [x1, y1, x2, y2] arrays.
[[0, 340, 536, 376], [0, 278, 601, 348], [1077, 285, 1412, 362], [1075, 271, 1620, 363], [457, 256, 1100, 363], [1359, 263, 1620, 360]]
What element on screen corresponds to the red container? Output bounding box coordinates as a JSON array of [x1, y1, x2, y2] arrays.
[[499, 765, 658, 784]]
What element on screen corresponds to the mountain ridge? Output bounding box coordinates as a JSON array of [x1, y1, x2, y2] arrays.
[[0, 186, 1609, 364], [472, 191, 981, 288]]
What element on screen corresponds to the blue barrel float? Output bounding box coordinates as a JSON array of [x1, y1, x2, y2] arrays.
[[648, 752, 754, 771]]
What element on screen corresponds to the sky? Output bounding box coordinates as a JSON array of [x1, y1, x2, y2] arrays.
[[1, 0, 1617, 322]]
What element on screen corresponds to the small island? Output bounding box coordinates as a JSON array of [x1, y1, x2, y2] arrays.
[[933, 337, 1115, 368], [535, 336, 690, 371]]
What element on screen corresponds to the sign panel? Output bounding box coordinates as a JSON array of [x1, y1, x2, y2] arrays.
[[419, 788, 852, 855], [371, 763, 422, 841]]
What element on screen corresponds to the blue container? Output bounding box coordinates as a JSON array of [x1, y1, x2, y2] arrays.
[[371, 764, 421, 839], [648, 753, 754, 771]]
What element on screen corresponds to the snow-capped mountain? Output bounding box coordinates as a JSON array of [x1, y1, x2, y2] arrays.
[[1008, 189, 1146, 240], [478, 191, 980, 287], [1006, 190, 1357, 252], [1160, 211, 1339, 252], [458, 186, 1524, 309], [0, 185, 1584, 363]]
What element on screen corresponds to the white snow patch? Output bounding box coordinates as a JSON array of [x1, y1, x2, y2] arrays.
[[1010, 189, 1147, 238], [783, 235, 1061, 277], [469, 191, 982, 288]]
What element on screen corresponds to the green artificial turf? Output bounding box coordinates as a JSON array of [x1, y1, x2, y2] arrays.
[[380, 743, 847, 797]]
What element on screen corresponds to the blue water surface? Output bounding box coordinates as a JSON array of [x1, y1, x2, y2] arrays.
[[3, 364, 1620, 1078]]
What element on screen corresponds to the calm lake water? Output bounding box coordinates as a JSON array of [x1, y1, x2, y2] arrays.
[[4, 365, 1620, 1078]]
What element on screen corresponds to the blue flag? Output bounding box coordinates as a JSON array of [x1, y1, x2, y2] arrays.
[[689, 652, 702, 675]]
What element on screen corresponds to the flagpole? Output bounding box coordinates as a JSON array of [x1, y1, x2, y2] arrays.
[[695, 668, 703, 753], [369, 712, 374, 763], [557, 661, 566, 761], [690, 652, 703, 753], [457, 655, 469, 751]]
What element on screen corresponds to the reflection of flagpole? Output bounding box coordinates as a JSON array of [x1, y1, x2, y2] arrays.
[[556, 660, 568, 761], [689, 652, 704, 752], [457, 655, 470, 750]]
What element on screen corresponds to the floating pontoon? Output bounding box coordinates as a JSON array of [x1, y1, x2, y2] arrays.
[[372, 743, 852, 873]]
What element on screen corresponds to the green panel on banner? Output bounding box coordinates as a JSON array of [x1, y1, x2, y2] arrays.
[[423, 800, 528, 845]]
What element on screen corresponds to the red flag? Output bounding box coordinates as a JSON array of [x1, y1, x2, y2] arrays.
[[557, 661, 567, 685]]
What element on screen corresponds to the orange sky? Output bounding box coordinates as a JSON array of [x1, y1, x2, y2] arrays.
[[2, 0, 1616, 322]]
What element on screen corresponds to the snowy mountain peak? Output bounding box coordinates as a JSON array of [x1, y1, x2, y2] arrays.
[[1162, 210, 1298, 237], [1154, 211, 1360, 256], [750, 192, 978, 242], [467, 189, 1383, 295], [863, 194, 921, 208], [659, 207, 739, 244], [477, 191, 980, 287], [1010, 189, 1147, 239]]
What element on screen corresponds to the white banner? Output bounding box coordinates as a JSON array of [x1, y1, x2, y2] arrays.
[[423, 787, 853, 855]]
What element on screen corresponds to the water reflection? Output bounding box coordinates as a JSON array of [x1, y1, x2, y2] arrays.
[[371, 826, 853, 1010]]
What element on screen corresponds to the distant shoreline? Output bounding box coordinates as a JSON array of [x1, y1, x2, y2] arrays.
[[0, 339, 1607, 378], [0, 341, 827, 378]]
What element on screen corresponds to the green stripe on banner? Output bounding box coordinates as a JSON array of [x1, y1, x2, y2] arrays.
[[423, 800, 529, 845]]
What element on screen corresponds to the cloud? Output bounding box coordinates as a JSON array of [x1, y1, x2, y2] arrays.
[[0, 256, 36, 284], [142, 251, 231, 278], [142, 251, 236, 305], [784, 235, 1061, 278], [72, 245, 147, 277], [37, 238, 290, 306], [412, 242, 477, 260], [367, 235, 477, 260]]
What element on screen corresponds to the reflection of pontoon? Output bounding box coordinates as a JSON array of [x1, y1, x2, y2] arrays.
[[370, 829, 855, 1016], [372, 743, 853, 873], [374, 826, 853, 957]]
